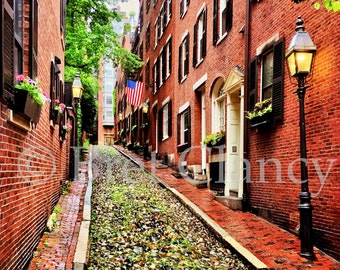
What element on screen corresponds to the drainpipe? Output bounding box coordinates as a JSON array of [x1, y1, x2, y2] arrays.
[[242, 0, 251, 212]]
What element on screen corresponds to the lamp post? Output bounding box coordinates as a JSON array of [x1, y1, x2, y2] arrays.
[[285, 16, 317, 259], [142, 100, 149, 160], [72, 72, 83, 147]]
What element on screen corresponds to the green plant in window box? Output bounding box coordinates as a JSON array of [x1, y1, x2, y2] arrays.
[[131, 124, 137, 132], [202, 130, 225, 147], [246, 98, 272, 120]]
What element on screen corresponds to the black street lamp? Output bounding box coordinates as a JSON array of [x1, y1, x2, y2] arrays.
[[72, 72, 83, 147], [142, 100, 149, 160], [286, 16, 317, 259]]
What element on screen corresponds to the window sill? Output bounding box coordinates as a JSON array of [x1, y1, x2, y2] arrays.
[[7, 109, 31, 132], [215, 32, 228, 46]]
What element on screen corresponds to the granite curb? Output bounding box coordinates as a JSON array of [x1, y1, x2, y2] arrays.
[[73, 148, 93, 270]]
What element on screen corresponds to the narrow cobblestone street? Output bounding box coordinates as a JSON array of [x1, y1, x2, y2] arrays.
[[27, 145, 340, 269]]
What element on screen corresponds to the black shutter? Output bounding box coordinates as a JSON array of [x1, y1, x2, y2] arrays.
[[178, 43, 182, 82], [180, 0, 183, 17], [168, 0, 172, 19], [169, 39, 172, 75], [158, 108, 163, 142], [193, 23, 197, 66], [226, 0, 232, 31], [184, 35, 189, 75], [187, 106, 191, 147], [1, 1, 14, 102], [248, 57, 258, 110], [272, 38, 285, 122], [30, 0, 38, 79], [168, 100, 172, 137], [177, 113, 181, 146], [202, 8, 207, 58], [213, 0, 218, 45], [162, 49, 166, 82]]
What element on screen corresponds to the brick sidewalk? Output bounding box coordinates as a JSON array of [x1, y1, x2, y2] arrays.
[[117, 146, 340, 270], [27, 163, 88, 270]]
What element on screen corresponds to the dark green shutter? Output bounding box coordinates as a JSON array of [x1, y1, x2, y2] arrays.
[[184, 35, 189, 75], [1, 0, 14, 102], [30, 0, 38, 79], [158, 108, 163, 142], [213, 0, 218, 45], [193, 23, 197, 66], [202, 8, 207, 58], [272, 38, 284, 122], [178, 43, 182, 82], [226, 0, 233, 31], [187, 106, 191, 147], [168, 100, 172, 137], [248, 57, 258, 110]]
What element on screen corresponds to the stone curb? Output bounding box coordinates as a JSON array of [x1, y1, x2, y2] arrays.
[[73, 148, 93, 270], [117, 148, 268, 270]]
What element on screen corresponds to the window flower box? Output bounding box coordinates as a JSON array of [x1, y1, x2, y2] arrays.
[[13, 90, 42, 124], [202, 131, 225, 147], [11, 74, 50, 124], [246, 98, 273, 128]]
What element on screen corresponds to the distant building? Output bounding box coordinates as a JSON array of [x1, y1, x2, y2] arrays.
[[97, 6, 137, 145]]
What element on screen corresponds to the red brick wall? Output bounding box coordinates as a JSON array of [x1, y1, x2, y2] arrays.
[[137, 0, 245, 166], [247, 0, 340, 260], [0, 0, 69, 268]]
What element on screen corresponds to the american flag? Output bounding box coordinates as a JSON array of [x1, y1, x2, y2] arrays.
[[126, 79, 144, 106]]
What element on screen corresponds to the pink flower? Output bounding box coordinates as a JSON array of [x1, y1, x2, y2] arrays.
[[54, 99, 60, 103], [16, 74, 25, 81]]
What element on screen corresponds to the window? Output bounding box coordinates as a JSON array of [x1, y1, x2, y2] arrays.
[[154, 18, 158, 48], [218, 99, 225, 131], [177, 106, 191, 149], [146, 24, 150, 51], [106, 96, 113, 105], [164, 38, 172, 81], [156, 0, 172, 41], [158, 100, 172, 141], [193, 8, 207, 67], [178, 34, 189, 82], [213, 0, 232, 45], [180, 0, 190, 18], [146, 60, 150, 88], [248, 38, 285, 122], [146, 0, 150, 13]]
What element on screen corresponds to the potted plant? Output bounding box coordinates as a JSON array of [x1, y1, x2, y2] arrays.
[[53, 99, 66, 123], [60, 122, 72, 140], [246, 98, 272, 128], [13, 74, 51, 123], [202, 130, 225, 147]]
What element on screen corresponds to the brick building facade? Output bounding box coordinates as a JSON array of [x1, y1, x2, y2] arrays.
[[116, 0, 340, 261], [0, 0, 72, 268]]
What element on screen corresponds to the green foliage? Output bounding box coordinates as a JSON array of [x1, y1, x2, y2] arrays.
[[202, 131, 225, 146], [246, 98, 272, 120], [293, 0, 340, 11], [315, 0, 340, 11], [65, 0, 143, 138]]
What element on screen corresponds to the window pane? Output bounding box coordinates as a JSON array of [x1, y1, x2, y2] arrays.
[[263, 52, 273, 89]]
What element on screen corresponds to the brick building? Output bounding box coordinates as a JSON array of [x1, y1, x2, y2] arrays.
[[116, 0, 340, 262], [0, 0, 72, 268]]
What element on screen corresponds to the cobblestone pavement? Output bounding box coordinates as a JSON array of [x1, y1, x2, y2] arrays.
[[27, 146, 340, 269], [116, 146, 340, 270]]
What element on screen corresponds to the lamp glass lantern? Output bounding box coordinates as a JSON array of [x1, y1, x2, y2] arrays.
[[285, 17, 317, 79], [142, 100, 149, 114], [72, 72, 83, 103]]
